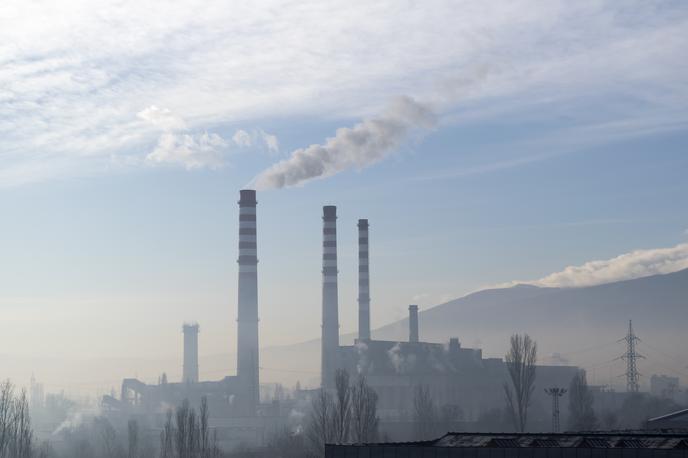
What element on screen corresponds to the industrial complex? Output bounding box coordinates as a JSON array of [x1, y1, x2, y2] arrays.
[[101, 190, 581, 446]]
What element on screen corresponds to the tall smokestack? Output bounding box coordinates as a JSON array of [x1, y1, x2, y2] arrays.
[[321, 205, 339, 388], [182, 323, 199, 384], [358, 219, 370, 341], [237, 189, 259, 414], [409, 305, 419, 343]]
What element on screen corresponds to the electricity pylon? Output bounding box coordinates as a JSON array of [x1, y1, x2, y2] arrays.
[[618, 320, 644, 392]]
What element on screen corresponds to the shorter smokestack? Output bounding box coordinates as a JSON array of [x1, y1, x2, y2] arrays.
[[408, 305, 419, 343], [182, 323, 199, 384], [449, 337, 460, 354]]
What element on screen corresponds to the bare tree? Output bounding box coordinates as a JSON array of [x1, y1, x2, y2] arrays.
[[175, 400, 190, 458], [503, 334, 537, 432], [413, 384, 437, 440], [160, 398, 221, 458], [160, 410, 174, 458], [332, 370, 351, 444], [0, 381, 34, 458], [94, 416, 123, 458], [440, 404, 463, 432], [305, 389, 335, 455], [568, 371, 598, 431], [199, 397, 209, 458], [127, 419, 139, 458], [350, 376, 379, 444], [0, 381, 14, 457], [186, 408, 198, 457]]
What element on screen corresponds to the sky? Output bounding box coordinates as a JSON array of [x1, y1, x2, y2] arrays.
[[1, 0, 688, 392]]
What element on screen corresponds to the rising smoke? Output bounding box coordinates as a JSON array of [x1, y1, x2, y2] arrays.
[[251, 96, 436, 189]]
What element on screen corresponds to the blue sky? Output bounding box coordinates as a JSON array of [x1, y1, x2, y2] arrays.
[[1, 0, 687, 389]]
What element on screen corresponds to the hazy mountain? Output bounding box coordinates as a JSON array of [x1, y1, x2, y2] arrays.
[[258, 268, 688, 388], [11, 269, 686, 394]]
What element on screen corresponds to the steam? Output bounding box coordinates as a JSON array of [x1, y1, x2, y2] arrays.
[[52, 411, 86, 436], [252, 96, 435, 189], [355, 341, 371, 375], [387, 342, 417, 374]]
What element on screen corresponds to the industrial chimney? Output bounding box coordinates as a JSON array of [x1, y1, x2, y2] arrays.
[[358, 219, 370, 341], [321, 205, 340, 388], [237, 189, 259, 414], [409, 305, 419, 343], [182, 323, 199, 384]]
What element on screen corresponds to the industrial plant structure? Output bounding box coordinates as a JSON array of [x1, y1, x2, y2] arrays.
[[103, 190, 582, 446], [319, 204, 579, 423], [103, 190, 267, 446]]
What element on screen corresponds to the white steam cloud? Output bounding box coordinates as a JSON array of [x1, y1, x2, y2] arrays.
[[252, 96, 435, 189], [526, 243, 688, 288]]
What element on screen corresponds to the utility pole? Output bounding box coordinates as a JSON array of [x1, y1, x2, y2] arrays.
[[618, 320, 644, 393], [544, 388, 567, 433]]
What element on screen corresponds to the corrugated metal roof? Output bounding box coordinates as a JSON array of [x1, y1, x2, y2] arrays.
[[648, 408, 688, 423], [426, 432, 688, 450]]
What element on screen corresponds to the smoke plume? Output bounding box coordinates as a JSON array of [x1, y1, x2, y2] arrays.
[[252, 96, 435, 189]]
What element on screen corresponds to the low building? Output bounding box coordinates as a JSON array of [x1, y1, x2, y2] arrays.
[[651, 375, 681, 400], [326, 432, 688, 457]]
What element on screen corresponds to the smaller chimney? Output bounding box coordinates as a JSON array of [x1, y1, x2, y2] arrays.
[[408, 305, 419, 343], [449, 337, 460, 354], [182, 323, 199, 384]]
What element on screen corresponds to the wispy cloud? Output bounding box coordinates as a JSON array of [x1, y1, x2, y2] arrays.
[[1, 0, 687, 185], [135, 106, 279, 169], [517, 243, 688, 288]]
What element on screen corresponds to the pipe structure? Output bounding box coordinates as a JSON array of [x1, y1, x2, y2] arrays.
[[357, 219, 371, 341], [237, 189, 259, 415], [321, 205, 340, 388], [409, 305, 419, 343]]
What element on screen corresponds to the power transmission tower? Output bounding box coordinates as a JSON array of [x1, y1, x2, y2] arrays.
[[544, 388, 567, 432], [618, 320, 644, 392]]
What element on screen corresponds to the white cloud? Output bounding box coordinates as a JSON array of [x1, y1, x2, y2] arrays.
[[232, 129, 252, 148], [1, 0, 687, 184], [231, 128, 279, 153], [525, 243, 688, 288], [259, 130, 280, 154], [146, 132, 227, 170], [137, 106, 186, 131], [137, 105, 229, 169]]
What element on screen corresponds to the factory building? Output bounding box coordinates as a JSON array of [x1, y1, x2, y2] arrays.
[[321, 206, 580, 425]]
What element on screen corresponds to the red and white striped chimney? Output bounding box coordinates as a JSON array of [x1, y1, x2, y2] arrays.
[[321, 205, 339, 388], [237, 189, 259, 414], [357, 219, 370, 341]]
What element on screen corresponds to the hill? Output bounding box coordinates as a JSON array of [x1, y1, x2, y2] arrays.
[[258, 268, 688, 387]]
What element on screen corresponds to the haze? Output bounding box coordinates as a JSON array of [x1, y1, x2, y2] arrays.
[[1, 0, 687, 403]]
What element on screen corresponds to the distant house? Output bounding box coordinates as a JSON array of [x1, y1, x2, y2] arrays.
[[325, 432, 688, 457], [647, 408, 688, 430]]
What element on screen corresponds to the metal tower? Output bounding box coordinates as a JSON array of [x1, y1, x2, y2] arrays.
[[619, 320, 644, 393], [544, 388, 567, 432]]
